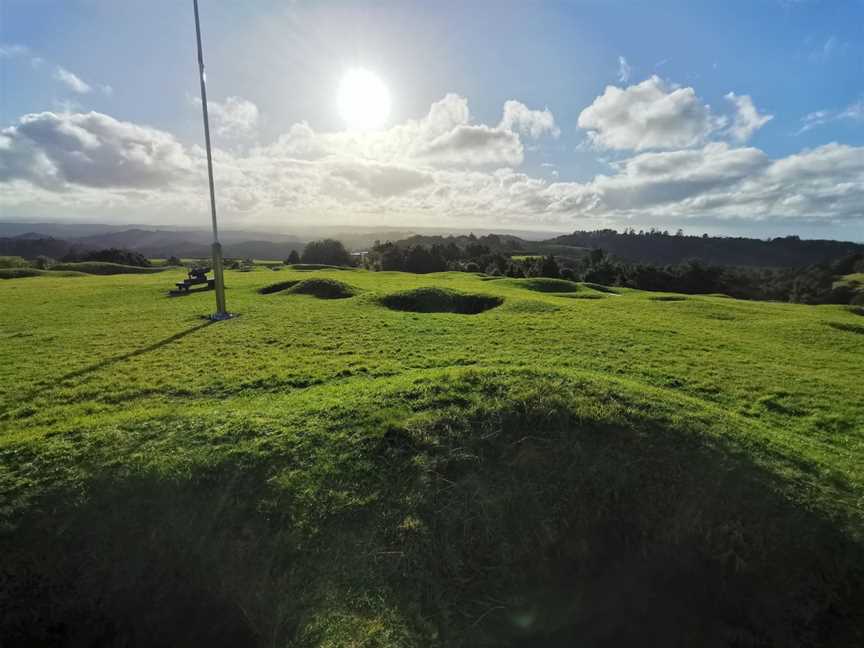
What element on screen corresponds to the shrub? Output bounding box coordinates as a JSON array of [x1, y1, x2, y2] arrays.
[[505, 263, 525, 278], [0, 256, 30, 268]]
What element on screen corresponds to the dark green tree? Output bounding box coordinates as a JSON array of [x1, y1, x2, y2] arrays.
[[300, 239, 352, 266]]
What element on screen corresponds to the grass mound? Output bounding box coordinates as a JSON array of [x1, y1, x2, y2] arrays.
[[290, 264, 355, 271], [582, 282, 620, 294], [650, 294, 689, 302], [556, 292, 605, 300], [508, 278, 582, 293], [0, 267, 87, 279], [829, 321, 864, 335], [258, 280, 300, 295], [378, 287, 503, 314], [50, 262, 169, 275], [1, 370, 860, 646], [504, 300, 560, 313], [284, 278, 357, 299]]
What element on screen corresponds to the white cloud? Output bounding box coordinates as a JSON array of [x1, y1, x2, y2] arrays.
[[53, 66, 92, 94], [0, 43, 28, 58], [617, 56, 632, 83], [809, 35, 846, 63], [419, 124, 523, 166], [262, 93, 554, 169], [500, 100, 560, 139], [1, 95, 863, 231], [541, 162, 559, 178], [0, 111, 194, 189], [798, 99, 864, 134], [725, 93, 773, 141], [578, 76, 725, 151], [204, 96, 260, 140]]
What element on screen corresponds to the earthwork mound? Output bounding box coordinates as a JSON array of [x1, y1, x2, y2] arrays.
[[2, 369, 861, 646], [556, 293, 605, 300], [650, 295, 689, 302], [582, 282, 620, 294], [289, 264, 356, 271], [259, 278, 357, 299], [510, 278, 581, 293], [828, 321, 864, 335], [378, 287, 503, 314]]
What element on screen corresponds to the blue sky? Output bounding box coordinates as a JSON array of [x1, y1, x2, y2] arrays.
[[2, 0, 863, 239]]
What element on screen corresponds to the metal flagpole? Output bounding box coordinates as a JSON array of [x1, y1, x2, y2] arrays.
[[193, 0, 230, 320]]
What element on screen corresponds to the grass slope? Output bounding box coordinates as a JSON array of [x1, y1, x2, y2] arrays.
[[1, 268, 863, 646], [50, 261, 173, 275], [0, 267, 87, 279]]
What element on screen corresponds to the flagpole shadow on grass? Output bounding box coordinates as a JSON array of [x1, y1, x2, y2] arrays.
[[1, 322, 215, 418]]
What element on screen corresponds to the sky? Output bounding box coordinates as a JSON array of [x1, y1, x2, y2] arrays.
[[1, 0, 864, 240]]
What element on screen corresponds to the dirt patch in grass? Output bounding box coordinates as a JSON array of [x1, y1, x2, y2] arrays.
[[378, 287, 503, 314], [260, 278, 357, 299]]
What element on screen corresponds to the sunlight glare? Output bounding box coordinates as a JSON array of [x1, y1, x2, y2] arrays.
[[337, 68, 391, 130]]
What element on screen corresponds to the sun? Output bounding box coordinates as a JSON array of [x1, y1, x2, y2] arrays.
[[337, 68, 391, 130]]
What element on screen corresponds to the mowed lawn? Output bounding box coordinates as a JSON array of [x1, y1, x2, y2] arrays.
[[1, 267, 863, 645]]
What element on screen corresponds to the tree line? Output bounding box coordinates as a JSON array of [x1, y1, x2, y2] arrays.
[[360, 240, 863, 305]]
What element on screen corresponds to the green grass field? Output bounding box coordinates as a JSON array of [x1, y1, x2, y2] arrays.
[[1, 267, 863, 646]]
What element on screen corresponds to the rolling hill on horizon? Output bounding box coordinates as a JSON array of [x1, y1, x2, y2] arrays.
[[2, 222, 864, 268]]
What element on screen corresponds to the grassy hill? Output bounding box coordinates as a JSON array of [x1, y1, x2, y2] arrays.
[[1, 268, 863, 646]]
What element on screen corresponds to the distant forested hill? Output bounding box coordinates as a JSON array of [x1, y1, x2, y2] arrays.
[[3, 224, 862, 268], [387, 233, 528, 252], [0, 235, 72, 259], [547, 230, 864, 267], [0, 229, 306, 261]]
